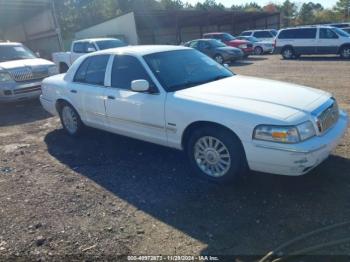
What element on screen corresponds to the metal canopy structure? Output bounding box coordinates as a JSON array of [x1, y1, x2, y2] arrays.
[[0, 0, 63, 58], [134, 10, 280, 30], [0, 0, 51, 29]]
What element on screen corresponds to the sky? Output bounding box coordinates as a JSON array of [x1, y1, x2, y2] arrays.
[[186, 0, 338, 9]]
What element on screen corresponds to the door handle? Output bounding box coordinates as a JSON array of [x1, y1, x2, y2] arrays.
[[107, 95, 115, 100], [70, 89, 77, 94]]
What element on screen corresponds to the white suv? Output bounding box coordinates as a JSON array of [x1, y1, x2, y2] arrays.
[[275, 26, 350, 59], [240, 30, 276, 41]]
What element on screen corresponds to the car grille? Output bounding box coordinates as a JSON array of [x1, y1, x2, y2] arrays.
[[9, 67, 48, 82], [13, 85, 41, 94], [316, 100, 339, 133]]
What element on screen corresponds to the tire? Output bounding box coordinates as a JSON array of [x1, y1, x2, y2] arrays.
[[340, 46, 350, 59], [59, 63, 69, 73], [213, 54, 224, 64], [254, 46, 264, 55], [186, 126, 247, 183], [58, 102, 83, 136], [281, 47, 295, 60]]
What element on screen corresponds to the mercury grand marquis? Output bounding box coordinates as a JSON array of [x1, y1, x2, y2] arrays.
[[40, 45, 348, 182]]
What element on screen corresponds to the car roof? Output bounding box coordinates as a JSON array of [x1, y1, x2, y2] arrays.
[[281, 25, 335, 30], [203, 32, 226, 35], [92, 45, 191, 56], [74, 38, 120, 43], [0, 42, 22, 46]]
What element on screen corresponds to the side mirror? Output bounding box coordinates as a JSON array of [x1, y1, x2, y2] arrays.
[[131, 79, 149, 92], [35, 52, 40, 57], [87, 47, 96, 53], [223, 63, 229, 68]]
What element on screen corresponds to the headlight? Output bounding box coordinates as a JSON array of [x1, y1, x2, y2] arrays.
[[253, 121, 316, 144], [48, 65, 58, 76], [0, 72, 12, 82], [238, 44, 247, 49]]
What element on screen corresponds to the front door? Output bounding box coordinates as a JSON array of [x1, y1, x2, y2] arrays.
[[317, 28, 340, 54], [104, 55, 167, 146]]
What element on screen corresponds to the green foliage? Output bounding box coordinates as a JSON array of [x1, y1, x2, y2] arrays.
[[195, 0, 225, 10], [334, 0, 350, 19]]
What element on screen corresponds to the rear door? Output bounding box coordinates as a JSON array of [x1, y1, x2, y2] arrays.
[[70, 54, 110, 129], [317, 28, 340, 54], [293, 28, 317, 54]]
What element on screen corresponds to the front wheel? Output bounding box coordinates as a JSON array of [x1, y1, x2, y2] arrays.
[[254, 46, 264, 55], [214, 54, 224, 64], [340, 46, 350, 59], [281, 47, 295, 60], [59, 102, 83, 136], [186, 127, 247, 183]]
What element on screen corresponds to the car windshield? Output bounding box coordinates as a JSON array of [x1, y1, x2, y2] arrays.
[[144, 49, 234, 92], [0, 44, 36, 62], [95, 39, 126, 50], [208, 39, 226, 47], [333, 27, 350, 37], [223, 33, 235, 41]]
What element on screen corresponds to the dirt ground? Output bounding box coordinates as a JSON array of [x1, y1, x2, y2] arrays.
[[0, 54, 350, 261]]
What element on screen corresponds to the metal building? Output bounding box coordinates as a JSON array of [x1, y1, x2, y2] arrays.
[[0, 0, 63, 59], [75, 10, 281, 45]]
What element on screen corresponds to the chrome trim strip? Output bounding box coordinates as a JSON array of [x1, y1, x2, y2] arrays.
[[254, 143, 327, 153], [107, 115, 165, 130]]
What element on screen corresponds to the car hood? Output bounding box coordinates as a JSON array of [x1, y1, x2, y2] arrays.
[[0, 58, 54, 71], [174, 75, 330, 121]]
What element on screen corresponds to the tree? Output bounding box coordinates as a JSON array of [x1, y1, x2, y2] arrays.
[[160, 0, 184, 10], [334, 0, 350, 19], [279, 0, 298, 27], [298, 2, 324, 25], [263, 3, 279, 13], [195, 0, 225, 11]]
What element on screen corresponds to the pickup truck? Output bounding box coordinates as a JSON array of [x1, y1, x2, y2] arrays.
[[52, 38, 126, 73]]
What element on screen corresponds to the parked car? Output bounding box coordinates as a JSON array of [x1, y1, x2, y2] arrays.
[[40, 45, 348, 182], [328, 23, 350, 29], [184, 39, 243, 64], [203, 32, 253, 57], [240, 30, 276, 41], [275, 26, 350, 59], [0, 42, 57, 103], [53, 38, 126, 73], [236, 36, 274, 55], [343, 27, 350, 34]]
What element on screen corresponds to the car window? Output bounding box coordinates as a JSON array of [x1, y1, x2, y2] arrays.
[[253, 31, 273, 38], [241, 31, 251, 36], [73, 42, 86, 53], [199, 41, 211, 49], [320, 28, 338, 39], [74, 55, 109, 85], [189, 41, 199, 48], [111, 55, 154, 90], [278, 28, 316, 39]]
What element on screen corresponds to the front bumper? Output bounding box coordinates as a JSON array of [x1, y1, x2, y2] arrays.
[[244, 110, 348, 176], [0, 81, 42, 103]]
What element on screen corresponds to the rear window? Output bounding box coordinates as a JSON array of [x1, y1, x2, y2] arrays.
[[253, 31, 273, 38], [73, 42, 86, 53], [241, 31, 252, 36], [278, 28, 317, 39]]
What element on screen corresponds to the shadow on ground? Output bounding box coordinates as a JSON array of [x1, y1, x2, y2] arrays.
[[45, 127, 350, 256], [0, 99, 51, 127]]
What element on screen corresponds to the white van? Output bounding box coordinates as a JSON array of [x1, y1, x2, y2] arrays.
[[274, 26, 350, 59]]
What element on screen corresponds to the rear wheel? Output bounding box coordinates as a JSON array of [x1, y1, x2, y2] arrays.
[[58, 102, 83, 136], [340, 46, 350, 59], [214, 54, 224, 64], [186, 126, 247, 183], [254, 46, 264, 55], [281, 47, 295, 60]]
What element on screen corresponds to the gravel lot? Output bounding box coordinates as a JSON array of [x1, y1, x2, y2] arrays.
[[0, 54, 350, 261]]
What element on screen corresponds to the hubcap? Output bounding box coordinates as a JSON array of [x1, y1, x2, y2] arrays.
[[62, 106, 78, 134], [283, 49, 292, 58], [343, 48, 350, 58], [194, 136, 231, 178], [255, 47, 263, 55], [215, 55, 223, 64]]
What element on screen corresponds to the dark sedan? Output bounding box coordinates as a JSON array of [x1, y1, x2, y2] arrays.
[[184, 39, 244, 64]]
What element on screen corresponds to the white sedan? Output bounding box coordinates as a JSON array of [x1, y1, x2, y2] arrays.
[[40, 45, 348, 182]]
